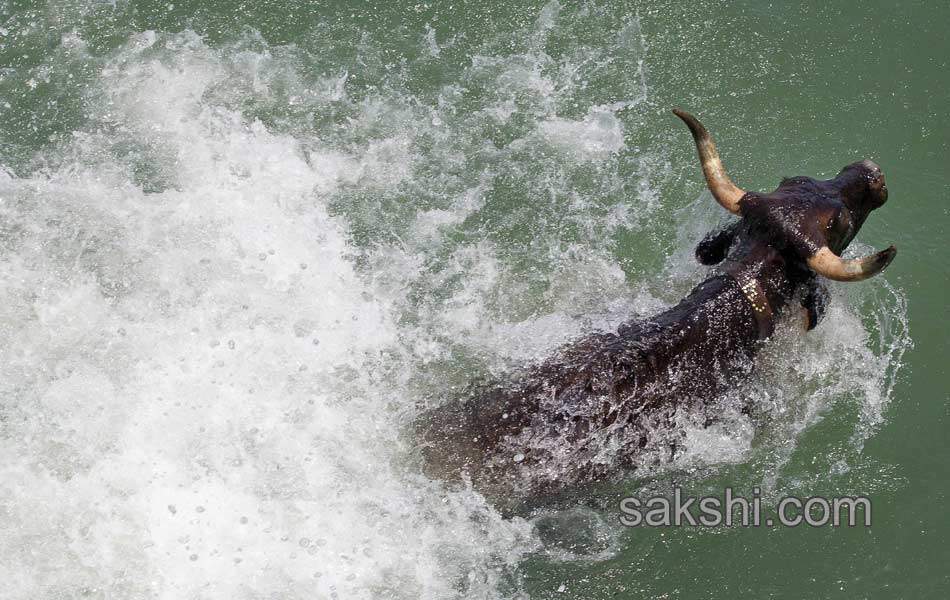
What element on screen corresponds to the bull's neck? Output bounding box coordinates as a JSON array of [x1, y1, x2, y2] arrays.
[[719, 255, 795, 340]]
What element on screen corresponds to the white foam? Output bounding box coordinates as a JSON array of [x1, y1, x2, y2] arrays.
[[535, 106, 627, 161], [0, 5, 910, 596], [0, 29, 537, 600]]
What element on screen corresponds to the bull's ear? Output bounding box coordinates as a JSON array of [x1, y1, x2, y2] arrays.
[[800, 275, 830, 331], [695, 223, 739, 265]]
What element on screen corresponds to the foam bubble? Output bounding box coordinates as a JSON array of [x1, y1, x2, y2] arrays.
[[0, 29, 538, 599], [0, 3, 911, 596]]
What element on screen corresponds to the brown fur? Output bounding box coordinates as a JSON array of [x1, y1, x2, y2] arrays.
[[415, 149, 892, 507]]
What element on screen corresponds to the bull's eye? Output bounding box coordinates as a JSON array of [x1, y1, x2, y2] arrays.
[[831, 207, 854, 236]]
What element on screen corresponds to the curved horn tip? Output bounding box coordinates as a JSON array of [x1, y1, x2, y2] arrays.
[[672, 108, 745, 215], [876, 245, 898, 271], [808, 245, 897, 282], [671, 108, 702, 130], [864, 245, 898, 272]]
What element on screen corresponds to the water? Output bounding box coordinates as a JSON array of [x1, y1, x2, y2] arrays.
[[0, 1, 946, 598]]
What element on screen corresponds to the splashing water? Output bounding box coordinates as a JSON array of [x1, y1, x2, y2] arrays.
[[0, 2, 910, 598]]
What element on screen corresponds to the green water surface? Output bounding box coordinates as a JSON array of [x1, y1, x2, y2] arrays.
[[2, 1, 947, 598]]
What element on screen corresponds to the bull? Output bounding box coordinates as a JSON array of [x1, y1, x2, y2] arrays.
[[414, 109, 896, 506]]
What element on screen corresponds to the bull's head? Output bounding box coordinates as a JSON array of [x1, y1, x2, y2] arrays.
[[673, 109, 896, 283]]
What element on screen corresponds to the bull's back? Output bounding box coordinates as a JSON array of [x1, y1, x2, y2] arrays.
[[415, 275, 760, 503]]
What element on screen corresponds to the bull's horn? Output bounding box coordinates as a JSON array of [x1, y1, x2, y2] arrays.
[[806, 245, 897, 282], [673, 108, 746, 215]]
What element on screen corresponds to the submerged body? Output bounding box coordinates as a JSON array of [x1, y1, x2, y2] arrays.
[[417, 276, 757, 500], [417, 256, 793, 501], [416, 110, 896, 504]]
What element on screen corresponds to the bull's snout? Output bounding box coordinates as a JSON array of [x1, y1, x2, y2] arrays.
[[861, 159, 888, 206]]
